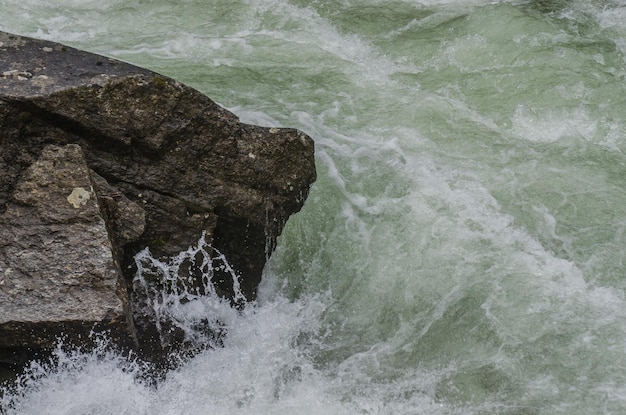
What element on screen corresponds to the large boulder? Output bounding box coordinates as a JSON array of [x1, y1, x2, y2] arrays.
[[0, 32, 316, 370]]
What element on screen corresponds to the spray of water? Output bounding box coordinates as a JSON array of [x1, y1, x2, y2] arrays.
[[0, 335, 153, 415], [131, 231, 246, 353], [0, 233, 254, 414]]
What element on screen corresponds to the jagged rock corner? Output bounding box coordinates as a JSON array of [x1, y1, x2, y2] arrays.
[[0, 31, 316, 378]]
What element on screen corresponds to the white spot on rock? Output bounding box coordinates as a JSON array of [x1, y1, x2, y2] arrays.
[[67, 187, 91, 208], [2, 70, 33, 80]]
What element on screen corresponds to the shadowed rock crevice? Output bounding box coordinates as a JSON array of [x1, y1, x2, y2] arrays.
[[0, 31, 316, 373]]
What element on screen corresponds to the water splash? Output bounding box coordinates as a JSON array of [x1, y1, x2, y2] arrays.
[[132, 231, 246, 353], [0, 335, 153, 415]]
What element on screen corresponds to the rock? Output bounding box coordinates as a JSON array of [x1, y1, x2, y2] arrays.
[[0, 144, 135, 370], [0, 31, 316, 369]]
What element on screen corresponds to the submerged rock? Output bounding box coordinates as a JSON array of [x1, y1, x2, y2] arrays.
[[0, 31, 316, 371]]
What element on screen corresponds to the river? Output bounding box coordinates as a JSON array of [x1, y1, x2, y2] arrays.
[[2, 0, 626, 413]]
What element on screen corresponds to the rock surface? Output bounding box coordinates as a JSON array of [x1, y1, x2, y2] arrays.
[[0, 31, 316, 370], [0, 144, 135, 370]]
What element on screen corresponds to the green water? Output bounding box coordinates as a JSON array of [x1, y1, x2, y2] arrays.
[[2, 0, 626, 413]]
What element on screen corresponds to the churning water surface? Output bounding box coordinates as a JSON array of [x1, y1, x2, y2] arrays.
[[2, 0, 626, 413]]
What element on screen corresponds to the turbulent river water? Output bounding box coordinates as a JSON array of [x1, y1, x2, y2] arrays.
[[3, 0, 626, 413]]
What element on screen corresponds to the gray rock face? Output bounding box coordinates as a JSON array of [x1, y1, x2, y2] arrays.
[[0, 144, 127, 321], [0, 144, 135, 368], [0, 31, 316, 369]]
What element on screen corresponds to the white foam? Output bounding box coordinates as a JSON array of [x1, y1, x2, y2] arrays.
[[0, 293, 365, 415], [510, 104, 597, 143], [238, 0, 406, 87], [1, 339, 154, 415]]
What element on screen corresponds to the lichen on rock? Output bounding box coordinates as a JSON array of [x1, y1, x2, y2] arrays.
[[66, 187, 92, 208]]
